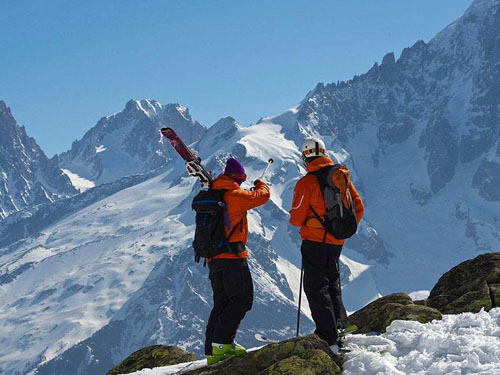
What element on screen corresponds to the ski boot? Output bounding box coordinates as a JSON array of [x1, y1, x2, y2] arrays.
[[206, 343, 232, 365], [231, 342, 247, 356], [338, 324, 357, 339]]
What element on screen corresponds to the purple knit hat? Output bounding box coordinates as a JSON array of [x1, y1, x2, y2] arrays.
[[224, 158, 246, 185]]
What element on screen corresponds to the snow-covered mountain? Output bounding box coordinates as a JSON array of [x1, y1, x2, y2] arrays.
[[1, 121, 324, 375], [264, 0, 500, 293], [1, 0, 500, 374], [0, 101, 78, 220], [55, 99, 206, 186]]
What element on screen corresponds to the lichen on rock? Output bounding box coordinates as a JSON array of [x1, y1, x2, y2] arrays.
[[427, 252, 500, 314], [107, 345, 195, 375], [347, 292, 442, 333], [181, 334, 342, 375]]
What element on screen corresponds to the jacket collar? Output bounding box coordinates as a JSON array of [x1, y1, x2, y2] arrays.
[[306, 156, 334, 172], [212, 174, 241, 190]]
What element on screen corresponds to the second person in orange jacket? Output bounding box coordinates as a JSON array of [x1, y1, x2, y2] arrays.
[[289, 137, 364, 353]]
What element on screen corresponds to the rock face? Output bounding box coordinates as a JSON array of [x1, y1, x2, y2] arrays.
[[427, 252, 500, 314], [0, 100, 78, 219], [348, 293, 442, 333], [107, 345, 195, 375], [183, 335, 342, 375]]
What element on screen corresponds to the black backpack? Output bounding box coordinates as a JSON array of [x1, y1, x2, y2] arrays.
[[191, 189, 242, 264], [309, 165, 358, 240]]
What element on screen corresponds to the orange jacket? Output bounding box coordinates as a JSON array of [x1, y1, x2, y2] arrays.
[[289, 157, 364, 245], [209, 174, 271, 260]]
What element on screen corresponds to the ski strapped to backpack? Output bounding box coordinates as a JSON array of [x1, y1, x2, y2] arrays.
[[192, 189, 244, 265], [160, 127, 213, 189], [308, 164, 358, 240]]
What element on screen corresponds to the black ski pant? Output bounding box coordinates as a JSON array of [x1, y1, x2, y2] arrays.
[[205, 258, 253, 355], [301, 240, 344, 346]]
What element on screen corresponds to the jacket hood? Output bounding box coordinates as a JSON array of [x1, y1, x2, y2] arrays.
[[212, 174, 241, 190], [306, 156, 334, 172]]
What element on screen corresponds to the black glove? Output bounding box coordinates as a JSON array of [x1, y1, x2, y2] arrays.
[[253, 179, 264, 186]]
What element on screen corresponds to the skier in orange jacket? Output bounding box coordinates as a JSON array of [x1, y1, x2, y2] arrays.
[[290, 138, 364, 353], [205, 158, 270, 364]]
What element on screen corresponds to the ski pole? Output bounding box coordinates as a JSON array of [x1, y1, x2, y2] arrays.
[[296, 261, 304, 337], [260, 158, 274, 180], [251, 159, 274, 191]]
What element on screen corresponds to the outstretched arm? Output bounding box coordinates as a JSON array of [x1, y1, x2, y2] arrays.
[[232, 180, 271, 211]]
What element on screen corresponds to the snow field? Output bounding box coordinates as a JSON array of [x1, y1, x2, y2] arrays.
[[343, 308, 500, 375]]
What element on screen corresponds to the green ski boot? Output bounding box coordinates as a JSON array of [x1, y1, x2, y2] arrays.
[[232, 342, 247, 356], [206, 343, 232, 365]]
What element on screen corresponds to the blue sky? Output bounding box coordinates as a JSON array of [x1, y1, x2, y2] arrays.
[[1, 0, 473, 157]]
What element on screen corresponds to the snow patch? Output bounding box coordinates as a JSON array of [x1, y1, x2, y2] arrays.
[[408, 290, 430, 301], [61, 169, 95, 192], [274, 256, 312, 321], [343, 308, 500, 375]]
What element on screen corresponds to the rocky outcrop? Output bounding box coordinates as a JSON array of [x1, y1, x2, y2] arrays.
[[183, 335, 342, 375], [348, 293, 442, 333], [427, 252, 500, 314], [347, 253, 500, 333], [111, 335, 342, 375], [107, 345, 195, 374]]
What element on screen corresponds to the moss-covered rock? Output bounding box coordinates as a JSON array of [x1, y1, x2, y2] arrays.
[[107, 345, 195, 374], [182, 334, 342, 375], [490, 283, 500, 306], [264, 350, 340, 375], [427, 252, 500, 314], [348, 293, 442, 333]]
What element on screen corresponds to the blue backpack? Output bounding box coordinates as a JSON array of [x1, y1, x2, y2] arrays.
[[191, 189, 242, 264]]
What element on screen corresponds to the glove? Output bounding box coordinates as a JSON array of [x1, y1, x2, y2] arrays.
[[249, 179, 264, 191], [253, 179, 264, 186]]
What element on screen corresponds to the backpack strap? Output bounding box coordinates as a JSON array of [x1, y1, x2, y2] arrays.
[[221, 189, 243, 251], [226, 218, 243, 242], [309, 206, 328, 243], [216, 218, 244, 259]]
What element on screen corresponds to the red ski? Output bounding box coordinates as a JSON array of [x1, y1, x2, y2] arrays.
[[161, 127, 213, 188]]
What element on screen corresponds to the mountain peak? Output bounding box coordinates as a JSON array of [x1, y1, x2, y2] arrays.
[[382, 52, 396, 65], [430, 0, 499, 49], [124, 99, 161, 118], [163, 103, 193, 123], [0, 101, 77, 218], [0, 100, 13, 120], [57, 98, 206, 185], [466, 0, 500, 16], [212, 116, 238, 127], [137, 99, 163, 118]]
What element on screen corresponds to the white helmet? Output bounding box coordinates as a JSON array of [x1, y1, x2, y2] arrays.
[[301, 137, 327, 165]]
